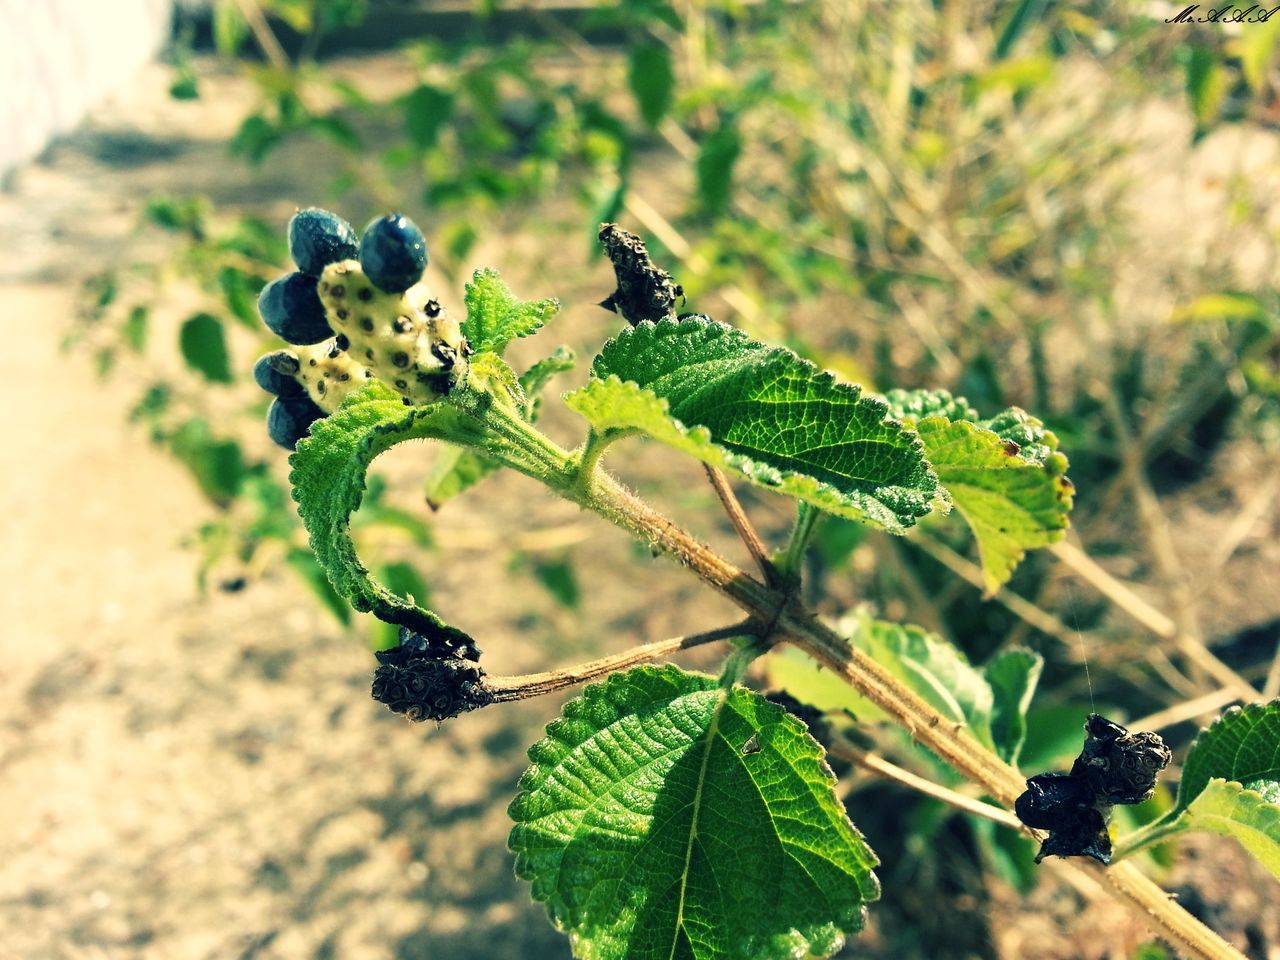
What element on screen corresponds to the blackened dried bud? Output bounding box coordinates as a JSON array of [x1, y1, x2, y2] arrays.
[[1033, 805, 1111, 865], [375, 626, 481, 665], [1014, 772, 1096, 830], [372, 655, 492, 722], [597, 224, 682, 326], [1071, 714, 1172, 806], [1015, 713, 1171, 865]]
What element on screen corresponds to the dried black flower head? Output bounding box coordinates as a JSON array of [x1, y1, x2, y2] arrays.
[[597, 224, 682, 326], [1015, 713, 1171, 865], [1015, 772, 1111, 864], [1072, 713, 1172, 806], [371, 628, 492, 722]]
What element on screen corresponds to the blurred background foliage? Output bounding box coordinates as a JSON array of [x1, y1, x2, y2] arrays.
[[64, 0, 1280, 952]]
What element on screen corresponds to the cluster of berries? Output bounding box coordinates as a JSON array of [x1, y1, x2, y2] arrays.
[[1015, 714, 1172, 864], [253, 208, 471, 449]]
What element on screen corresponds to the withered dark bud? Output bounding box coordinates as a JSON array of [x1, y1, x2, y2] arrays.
[[1072, 713, 1172, 806], [371, 627, 492, 722], [597, 224, 682, 326], [1015, 714, 1171, 865], [1015, 772, 1111, 864]]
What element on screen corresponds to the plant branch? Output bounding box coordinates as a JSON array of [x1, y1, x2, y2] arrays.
[[233, 0, 290, 71], [702, 464, 780, 586], [829, 740, 1024, 831], [1129, 687, 1245, 733], [485, 622, 753, 703]]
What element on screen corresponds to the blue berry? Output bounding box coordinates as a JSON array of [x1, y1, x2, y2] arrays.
[[359, 213, 428, 293], [288, 208, 358, 277], [253, 350, 304, 397], [267, 395, 325, 450], [258, 272, 332, 344]]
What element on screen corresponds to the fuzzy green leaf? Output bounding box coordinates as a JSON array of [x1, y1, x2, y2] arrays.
[[423, 446, 501, 510], [914, 417, 1071, 592], [520, 346, 577, 406], [1175, 700, 1280, 815], [1119, 701, 1280, 872], [1180, 779, 1280, 878], [566, 318, 938, 532], [985, 649, 1043, 765], [628, 43, 676, 128], [179, 312, 233, 383], [289, 381, 485, 642], [881, 388, 1072, 588], [509, 665, 878, 960], [462, 268, 559, 355]]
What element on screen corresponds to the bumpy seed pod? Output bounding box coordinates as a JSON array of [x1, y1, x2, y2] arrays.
[[1072, 714, 1172, 806], [371, 630, 490, 722], [316, 259, 469, 404], [292, 338, 374, 413]]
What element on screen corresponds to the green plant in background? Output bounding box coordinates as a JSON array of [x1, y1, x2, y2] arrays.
[[248, 206, 1277, 959]]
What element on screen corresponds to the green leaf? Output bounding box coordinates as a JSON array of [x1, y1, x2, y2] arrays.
[[509, 665, 878, 960], [1174, 700, 1280, 816], [985, 649, 1043, 765], [1172, 292, 1273, 329], [880, 388, 979, 424], [1180, 779, 1280, 878], [404, 84, 455, 150], [520, 346, 577, 405], [169, 419, 245, 506], [462, 268, 560, 356], [914, 416, 1071, 592], [212, 0, 250, 56], [179, 313, 233, 383], [529, 555, 579, 610], [1182, 44, 1229, 138], [423, 446, 501, 509], [286, 547, 352, 626], [566, 318, 938, 533], [696, 117, 741, 216], [289, 381, 486, 642], [628, 43, 676, 127], [882, 390, 1072, 586], [1117, 701, 1280, 874], [123, 305, 149, 353]]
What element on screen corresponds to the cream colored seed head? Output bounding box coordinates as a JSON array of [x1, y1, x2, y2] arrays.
[[293, 338, 374, 413], [316, 260, 470, 404]]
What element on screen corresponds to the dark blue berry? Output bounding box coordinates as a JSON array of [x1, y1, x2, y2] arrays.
[[288, 208, 358, 277], [359, 213, 428, 293], [258, 272, 332, 344], [267, 395, 325, 450], [253, 350, 304, 397]]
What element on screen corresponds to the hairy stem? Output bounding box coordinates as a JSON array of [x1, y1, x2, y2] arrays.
[[774, 501, 821, 582], [703, 464, 780, 586], [486, 623, 753, 702], [830, 740, 1024, 831]]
